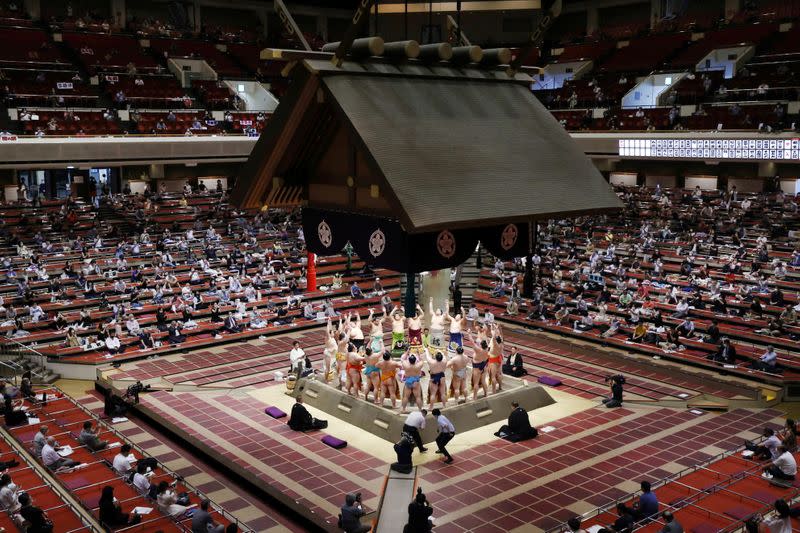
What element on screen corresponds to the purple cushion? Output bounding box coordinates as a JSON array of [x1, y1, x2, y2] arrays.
[[322, 435, 347, 449], [537, 376, 562, 387], [691, 524, 719, 533], [265, 406, 286, 419]]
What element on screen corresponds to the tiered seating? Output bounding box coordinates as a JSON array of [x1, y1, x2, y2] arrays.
[[615, 107, 672, 130], [554, 41, 615, 63], [18, 110, 120, 136], [134, 111, 219, 135], [191, 80, 233, 110], [574, 446, 800, 533], [671, 70, 725, 105], [103, 75, 188, 109], [685, 103, 781, 130], [599, 33, 689, 73], [0, 28, 68, 68], [3, 69, 99, 107], [653, 4, 724, 33], [473, 185, 800, 386], [227, 112, 269, 134], [61, 33, 160, 75], [149, 38, 245, 78], [5, 390, 243, 531], [0, 425, 90, 532], [670, 24, 778, 68]]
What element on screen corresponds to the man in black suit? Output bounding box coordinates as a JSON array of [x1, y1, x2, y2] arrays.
[[502, 347, 527, 377], [495, 402, 537, 442]]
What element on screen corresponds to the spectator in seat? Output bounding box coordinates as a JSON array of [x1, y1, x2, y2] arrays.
[[764, 446, 796, 481], [635, 481, 659, 521], [132, 462, 152, 496], [502, 346, 526, 377], [99, 486, 141, 528], [17, 492, 52, 533], [350, 281, 364, 299], [166, 111, 176, 122], [42, 436, 79, 470], [78, 421, 108, 451], [747, 428, 781, 461], [191, 499, 224, 533], [0, 473, 21, 512], [599, 503, 635, 533], [660, 511, 683, 533]]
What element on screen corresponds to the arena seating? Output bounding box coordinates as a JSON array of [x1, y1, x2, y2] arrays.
[[599, 33, 689, 73], [149, 38, 246, 78], [4, 388, 244, 531], [191, 80, 233, 110], [133, 111, 220, 135], [554, 41, 616, 63], [61, 33, 160, 75], [0, 426, 90, 532], [103, 75, 188, 110], [573, 445, 800, 533], [670, 24, 778, 69], [0, 28, 68, 68], [2, 70, 99, 107], [473, 185, 800, 388], [18, 110, 120, 136]]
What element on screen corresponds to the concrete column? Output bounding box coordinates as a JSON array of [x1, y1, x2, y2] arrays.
[[725, 0, 742, 19], [650, 0, 662, 29], [110, 0, 125, 30], [23, 0, 40, 20], [193, 0, 202, 33], [586, 7, 599, 37], [316, 14, 328, 41]]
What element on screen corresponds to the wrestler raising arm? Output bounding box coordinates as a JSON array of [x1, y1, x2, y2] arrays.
[[363, 347, 383, 404], [423, 347, 448, 409], [487, 323, 504, 393], [390, 306, 405, 350], [345, 343, 366, 398], [466, 330, 489, 401], [429, 298, 446, 350], [445, 305, 466, 355], [323, 318, 338, 383], [401, 350, 425, 413], [376, 351, 401, 408], [446, 346, 469, 404]]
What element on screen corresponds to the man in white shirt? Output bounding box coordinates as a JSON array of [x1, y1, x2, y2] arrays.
[[402, 410, 427, 453], [747, 428, 781, 460], [42, 436, 79, 470], [113, 444, 134, 475], [765, 446, 797, 481], [289, 341, 306, 374], [757, 346, 778, 372], [105, 332, 124, 354], [432, 408, 455, 464]]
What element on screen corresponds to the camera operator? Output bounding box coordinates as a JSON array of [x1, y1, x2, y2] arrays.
[[404, 487, 433, 533], [602, 375, 625, 408], [125, 381, 151, 404], [339, 492, 369, 533]]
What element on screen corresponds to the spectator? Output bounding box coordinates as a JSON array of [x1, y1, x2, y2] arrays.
[[191, 499, 224, 533], [763, 445, 797, 481], [42, 436, 79, 470], [156, 480, 189, 516], [759, 499, 791, 533], [99, 486, 141, 527], [635, 481, 659, 520], [78, 421, 108, 451], [0, 473, 20, 512], [599, 503, 635, 533], [660, 511, 683, 533], [746, 428, 781, 461], [17, 492, 53, 533]]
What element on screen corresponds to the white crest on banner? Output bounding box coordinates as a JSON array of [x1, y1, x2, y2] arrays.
[[317, 220, 332, 248], [501, 223, 519, 251], [437, 230, 456, 258], [369, 229, 386, 257]]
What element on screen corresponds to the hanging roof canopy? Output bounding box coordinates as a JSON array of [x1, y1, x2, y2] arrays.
[[231, 54, 622, 234]]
